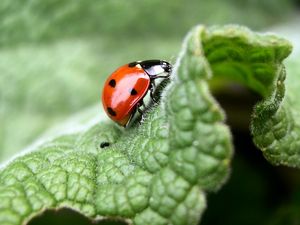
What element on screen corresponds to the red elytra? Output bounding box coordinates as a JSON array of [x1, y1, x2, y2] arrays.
[[102, 60, 172, 127]]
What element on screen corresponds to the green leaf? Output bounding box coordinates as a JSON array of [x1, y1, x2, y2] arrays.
[[199, 25, 296, 167], [251, 51, 300, 167], [0, 25, 292, 225]]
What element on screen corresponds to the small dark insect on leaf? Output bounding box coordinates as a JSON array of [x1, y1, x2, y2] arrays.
[[100, 142, 110, 148]]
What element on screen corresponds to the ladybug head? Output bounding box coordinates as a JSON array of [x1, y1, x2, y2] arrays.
[[161, 60, 172, 74]]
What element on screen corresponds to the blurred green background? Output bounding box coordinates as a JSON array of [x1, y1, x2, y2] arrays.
[[1, 0, 300, 224]]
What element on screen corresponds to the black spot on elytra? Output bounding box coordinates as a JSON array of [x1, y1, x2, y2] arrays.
[[108, 79, 116, 87], [107, 107, 117, 116], [130, 88, 138, 95], [100, 142, 110, 148], [128, 62, 137, 67]]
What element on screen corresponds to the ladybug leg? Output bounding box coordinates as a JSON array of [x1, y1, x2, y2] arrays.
[[150, 81, 158, 104], [151, 79, 156, 88], [140, 99, 146, 109], [136, 102, 145, 124]]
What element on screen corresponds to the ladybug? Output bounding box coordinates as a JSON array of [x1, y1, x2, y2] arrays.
[[102, 60, 172, 127]]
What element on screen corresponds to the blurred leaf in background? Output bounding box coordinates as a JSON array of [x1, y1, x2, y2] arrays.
[[0, 0, 295, 46]]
